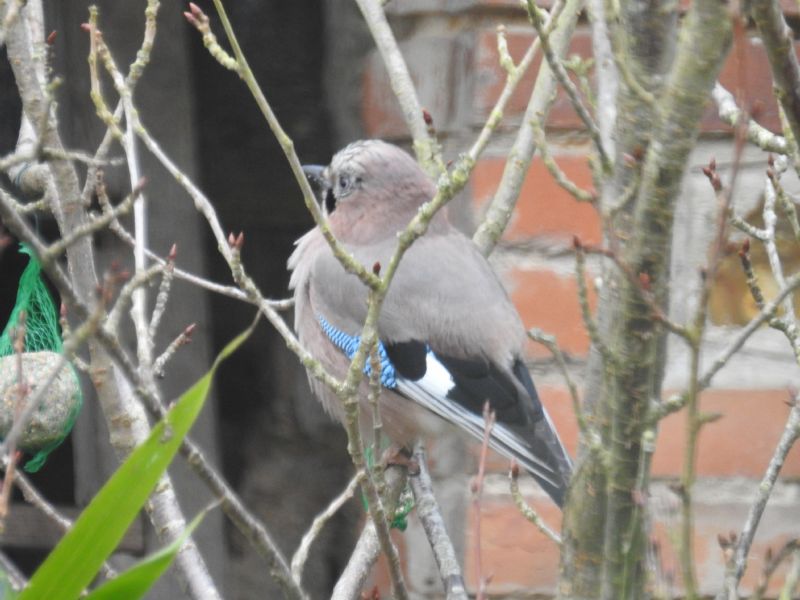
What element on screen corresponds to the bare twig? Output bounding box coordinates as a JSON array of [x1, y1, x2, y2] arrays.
[[472, 0, 582, 255], [472, 403, 496, 600], [574, 240, 615, 364], [508, 461, 562, 545], [712, 83, 787, 154], [291, 470, 365, 586], [351, 0, 443, 176], [95, 173, 255, 304], [466, 0, 559, 165], [526, 0, 611, 172], [184, 3, 238, 71], [753, 539, 800, 600], [408, 442, 468, 600], [204, 0, 381, 291], [719, 400, 800, 599], [153, 323, 196, 378], [527, 328, 589, 438], [13, 470, 117, 579], [148, 244, 176, 339], [331, 465, 407, 600], [104, 264, 163, 335], [42, 183, 141, 263], [749, 0, 800, 166], [0, 549, 26, 590], [730, 213, 769, 240], [529, 117, 596, 203]]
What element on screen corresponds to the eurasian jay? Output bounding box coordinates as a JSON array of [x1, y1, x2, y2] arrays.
[[288, 140, 572, 506]]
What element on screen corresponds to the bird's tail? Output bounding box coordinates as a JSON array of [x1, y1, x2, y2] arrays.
[[505, 408, 572, 506], [397, 364, 573, 507]]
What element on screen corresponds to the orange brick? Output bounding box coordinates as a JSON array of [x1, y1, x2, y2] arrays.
[[475, 387, 800, 479], [464, 495, 562, 594], [473, 27, 800, 135], [652, 389, 800, 478], [362, 58, 406, 139], [472, 156, 601, 244], [364, 24, 800, 139], [472, 28, 594, 130], [471, 387, 800, 481], [506, 268, 597, 356], [462, 486, 800, 597]]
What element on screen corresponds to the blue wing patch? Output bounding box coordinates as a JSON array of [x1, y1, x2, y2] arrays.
[[317, 315, 398, 388]]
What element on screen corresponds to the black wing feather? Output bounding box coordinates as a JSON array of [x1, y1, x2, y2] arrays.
[[383, 338, 572, 506], [384, 341, 428, 380]]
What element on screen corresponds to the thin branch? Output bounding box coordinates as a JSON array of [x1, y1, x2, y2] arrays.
[[351, 0, 443, 176], [0, 549, 26, 590], [653, 271, 800, 420], [184, 3, 238, 71], [712, 83, 788, 154], [105, 263, 163, 335], [408, 442, 468, 600], [753, 539, 800, 600], [749, 0, 800, 165], [331, 465, 407, 600], [730, 213, 769, 240], [465, 0, 565, 165], [719, 400, 800, 598], [153, 323, 196, 378], [472, 403, 496, 600], [529, 117, 597, 203], [41, 182, 141, 263], [526, 0, 612, 172], [181, 435, 307, 600], [508, 461, 562, 545], [14, 470, 117, 579], [148, 244, 176, 339], [574, 241, 616, 364], [527, 328, 589, 437], [472, 0, 582, 255], [95, 174, 255, 304], [204, 0, 381, 291], [291, 470, 365, 586]]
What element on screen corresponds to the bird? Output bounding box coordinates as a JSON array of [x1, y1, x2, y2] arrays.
[[288, 139, 572, 506]]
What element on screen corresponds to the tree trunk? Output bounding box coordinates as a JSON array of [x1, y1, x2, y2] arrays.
[[558, 1, 732, 597]]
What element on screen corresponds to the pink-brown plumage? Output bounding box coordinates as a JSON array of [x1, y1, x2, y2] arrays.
[[289, 140, 572, 506]]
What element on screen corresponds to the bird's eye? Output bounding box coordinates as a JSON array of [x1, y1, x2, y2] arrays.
[[338, 176, 349, 189]]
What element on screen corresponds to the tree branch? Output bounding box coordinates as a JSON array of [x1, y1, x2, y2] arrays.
[[408, 442, 468, 600]]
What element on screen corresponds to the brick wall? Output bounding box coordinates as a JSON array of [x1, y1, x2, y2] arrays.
[[359, 2, 800, 597]]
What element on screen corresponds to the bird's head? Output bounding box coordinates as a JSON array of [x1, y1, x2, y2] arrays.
[[302, 140, 438, 240]]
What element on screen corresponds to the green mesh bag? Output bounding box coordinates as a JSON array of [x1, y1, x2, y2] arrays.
[[0, 245, 83, 472]]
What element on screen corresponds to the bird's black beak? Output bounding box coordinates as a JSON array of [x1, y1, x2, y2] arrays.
[[302, 165, 327, 190]]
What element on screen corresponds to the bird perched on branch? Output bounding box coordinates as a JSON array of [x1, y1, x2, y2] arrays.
[[288, 140, 572, 506]]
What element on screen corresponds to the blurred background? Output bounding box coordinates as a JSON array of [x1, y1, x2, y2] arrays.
[[1, 1, 800, 598]]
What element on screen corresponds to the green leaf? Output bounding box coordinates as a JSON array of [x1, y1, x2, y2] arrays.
[[84, 508, 207, 600], [19, 321, 256, 600]]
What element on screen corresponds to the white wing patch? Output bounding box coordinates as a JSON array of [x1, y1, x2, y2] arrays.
[[396, 353, 562, 488]]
